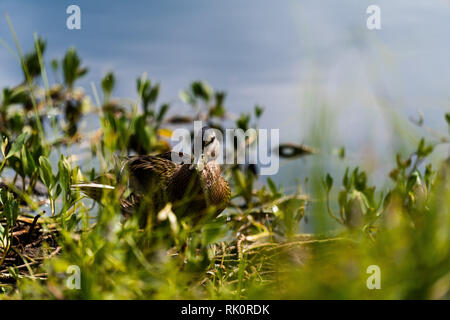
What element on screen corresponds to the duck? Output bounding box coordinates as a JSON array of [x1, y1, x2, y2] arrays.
[[73, 127, 231, 224]]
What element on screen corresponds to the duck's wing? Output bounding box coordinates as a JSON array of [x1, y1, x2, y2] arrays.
[[166, 163, 201, 201], [126, 155, 179, 196]]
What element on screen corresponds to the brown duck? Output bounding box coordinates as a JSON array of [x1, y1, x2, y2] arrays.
[[73, 128, 231, 222]]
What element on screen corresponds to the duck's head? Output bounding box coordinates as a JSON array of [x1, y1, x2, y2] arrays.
[[190, 127, 220, 172]]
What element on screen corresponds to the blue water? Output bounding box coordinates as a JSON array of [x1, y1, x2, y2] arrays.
[[1, 0, 449, 188]]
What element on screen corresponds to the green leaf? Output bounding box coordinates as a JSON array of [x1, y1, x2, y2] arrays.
[[215, 92, 226, 107], [101, 71, 115, 100], [202, 216, 228, 245], [0, 189, 19, 226], [338, 146, 346, 159], [406, 171, 421, 192], [209, 104, 225, 118], [233, 169, 246, 192], [254, 105, 264, 118], [21, 145, 30, 176], [23, 37, 46, 79], [7, 266, 19, 280], [148, 83, 159, 105], [156, 104, 169, 123], [191, 81, 212, 102], [136, 77, 150, 95], [342, 168, 350, 190], [39, 156, 54, 189], [6, 132, 29, 159], [63, 47, 87, 89], [54, 184, 62, 199], [179, 90, 194, 105], [137, 79, 159, 112], [417, 138, 433, 158], [354, 169, 367, 191], [338, 190, 347, 211], [324, 173, 333, 192], [58, 155, 72, 195], [267, 177, 278, 196], [50, 58, 59, 72], [236, 113, 250, 131], [89, 168, 96, 181]]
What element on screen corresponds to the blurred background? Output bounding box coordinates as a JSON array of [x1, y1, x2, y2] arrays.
[[1, 0, 449, 215]]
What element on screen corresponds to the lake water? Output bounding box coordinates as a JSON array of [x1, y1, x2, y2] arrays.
[[1, 0, 449, 189]]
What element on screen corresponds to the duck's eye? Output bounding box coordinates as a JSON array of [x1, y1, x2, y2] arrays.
[[204, 136, 215, 147]]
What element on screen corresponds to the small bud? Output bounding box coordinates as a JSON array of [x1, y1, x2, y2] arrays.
[[345, 190, 368, 228]]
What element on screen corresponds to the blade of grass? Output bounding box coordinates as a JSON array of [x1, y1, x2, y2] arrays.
[[5, 14, 45, 144], [33, 32, 58, 132], [90, 81, 108, 173], [0, 37, 20, 63]]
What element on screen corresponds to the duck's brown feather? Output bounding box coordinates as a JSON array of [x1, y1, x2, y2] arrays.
[[75, 153, 230, 221]]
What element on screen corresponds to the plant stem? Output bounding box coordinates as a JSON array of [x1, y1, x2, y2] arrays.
[[326, 191, 344, 225]]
